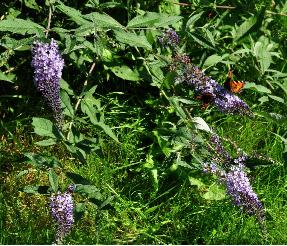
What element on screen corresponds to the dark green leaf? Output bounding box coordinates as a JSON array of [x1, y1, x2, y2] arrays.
[[114, 30, 152, 50], [84, 12, 124, 29], [127, 12, 161, 28], [22, 185, 50, 194], [35, 138, 57, 146], [110, 65, 140, 81], [95, 122, 119, 142], [0, 19, 44, 35], [24, 153, 60, 168], [66, 172, 91, 185], [99, 195, 115, 210], [233, 15, 257, 42], [32, 117, 62, 139], [61, 91, 74, 117], [76, 184, 103, 200], [56, 1, 89, 25], [48, 169, 58, 193], [60, 79, 74, 95]]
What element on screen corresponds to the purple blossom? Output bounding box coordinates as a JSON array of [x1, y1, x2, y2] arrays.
[[159, 28, 180, 47], [177, 64, 252, 116], [202, 141, 265, 222], [31, 39, 64, 126], [225, 165, 265, 221], [50, 187, 74, 243]]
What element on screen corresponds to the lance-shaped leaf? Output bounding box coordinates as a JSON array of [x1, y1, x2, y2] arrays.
[[0, 19, 44, 35], [114, 30, 152, 50]]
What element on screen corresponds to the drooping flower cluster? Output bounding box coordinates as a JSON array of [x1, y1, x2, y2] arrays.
[[159, 28, 180, 47], [31, 39, 64, 125], [178, 64, 252, 115], [50, 185, 75, 243], [203, 135, 265, 223], [225, 164, 265, 222]]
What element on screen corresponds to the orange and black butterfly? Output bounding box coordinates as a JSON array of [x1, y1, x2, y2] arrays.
[[224, 69, 245, 93], [195, 92, 214, 109]]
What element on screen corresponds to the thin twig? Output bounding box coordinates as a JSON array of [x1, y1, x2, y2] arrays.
[[66, 62, 96, 140], [215, 5, 236, 9], [45, 5, 52, 38], [4, 58, 28, 74], [172, 2, 191, 6]]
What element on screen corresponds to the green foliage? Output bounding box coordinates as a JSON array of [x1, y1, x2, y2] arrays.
[[1, 0, 287, 244]]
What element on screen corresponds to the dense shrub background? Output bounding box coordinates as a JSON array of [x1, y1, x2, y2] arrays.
[[1, 0, 287, 244]]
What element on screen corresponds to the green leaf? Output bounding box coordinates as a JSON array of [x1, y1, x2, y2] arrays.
[[76, 184, 103, 199], [202, 54, 227, 69], [81, 98, 99, 125], [60, 79, 74, 95], [268, 95, 285, 104], [32, 118, 60, 138], [202, 184, 226, 200], [61, 91, 74, 117], [188, 32, 215, 50], [244, 82, 272, 94], [186, 11, 204, 30], [127, 11, 182, 28], [154, 15, 182, 27], [24, 153, 60, 168], [22, 185, 50, 194], [189, 176, 205, 188], [24, 0, 39, 10], [66, 172, 91, 185], [48, 169, 58, 193], [0, 19, 44, 35], [99, 196, 115, 210], [35, 138, 57, 146], [127, 12, 161, 28], [168, 96, 187, 119], [233, 15, 257, 42], [56, 1, 89, 25], [96, 122, 119, 142], [0, 71, 15, 83], [84, 12, 124, 29], [114, 30, 152, 50], [110, 65, 140, 81], [192, 117, 212, 133]]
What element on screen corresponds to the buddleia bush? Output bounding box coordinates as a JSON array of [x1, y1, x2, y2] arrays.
[[1, 0, 286, 243]]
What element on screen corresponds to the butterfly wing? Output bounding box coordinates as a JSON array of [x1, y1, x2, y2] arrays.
[[195, 92, 214, 109], [229, 81, 245, 93], [224, 70, 245, 93]]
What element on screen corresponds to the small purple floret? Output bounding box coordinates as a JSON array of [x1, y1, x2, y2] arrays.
[[159, 28, 180, 47], [31, 39, 64, 125]]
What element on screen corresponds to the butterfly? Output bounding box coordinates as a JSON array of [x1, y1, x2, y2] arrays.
[[224, 69, 245, 93], [195, 92, 214, 109]]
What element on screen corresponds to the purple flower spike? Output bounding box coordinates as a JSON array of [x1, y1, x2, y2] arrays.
[[50, 188, 74, 243], [226, 165, 265, 221], [177, 63, 252, 116], [31, 39, 64, 126]]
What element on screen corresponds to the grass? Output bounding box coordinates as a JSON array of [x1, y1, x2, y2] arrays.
[[1, 101, 287, 244]]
